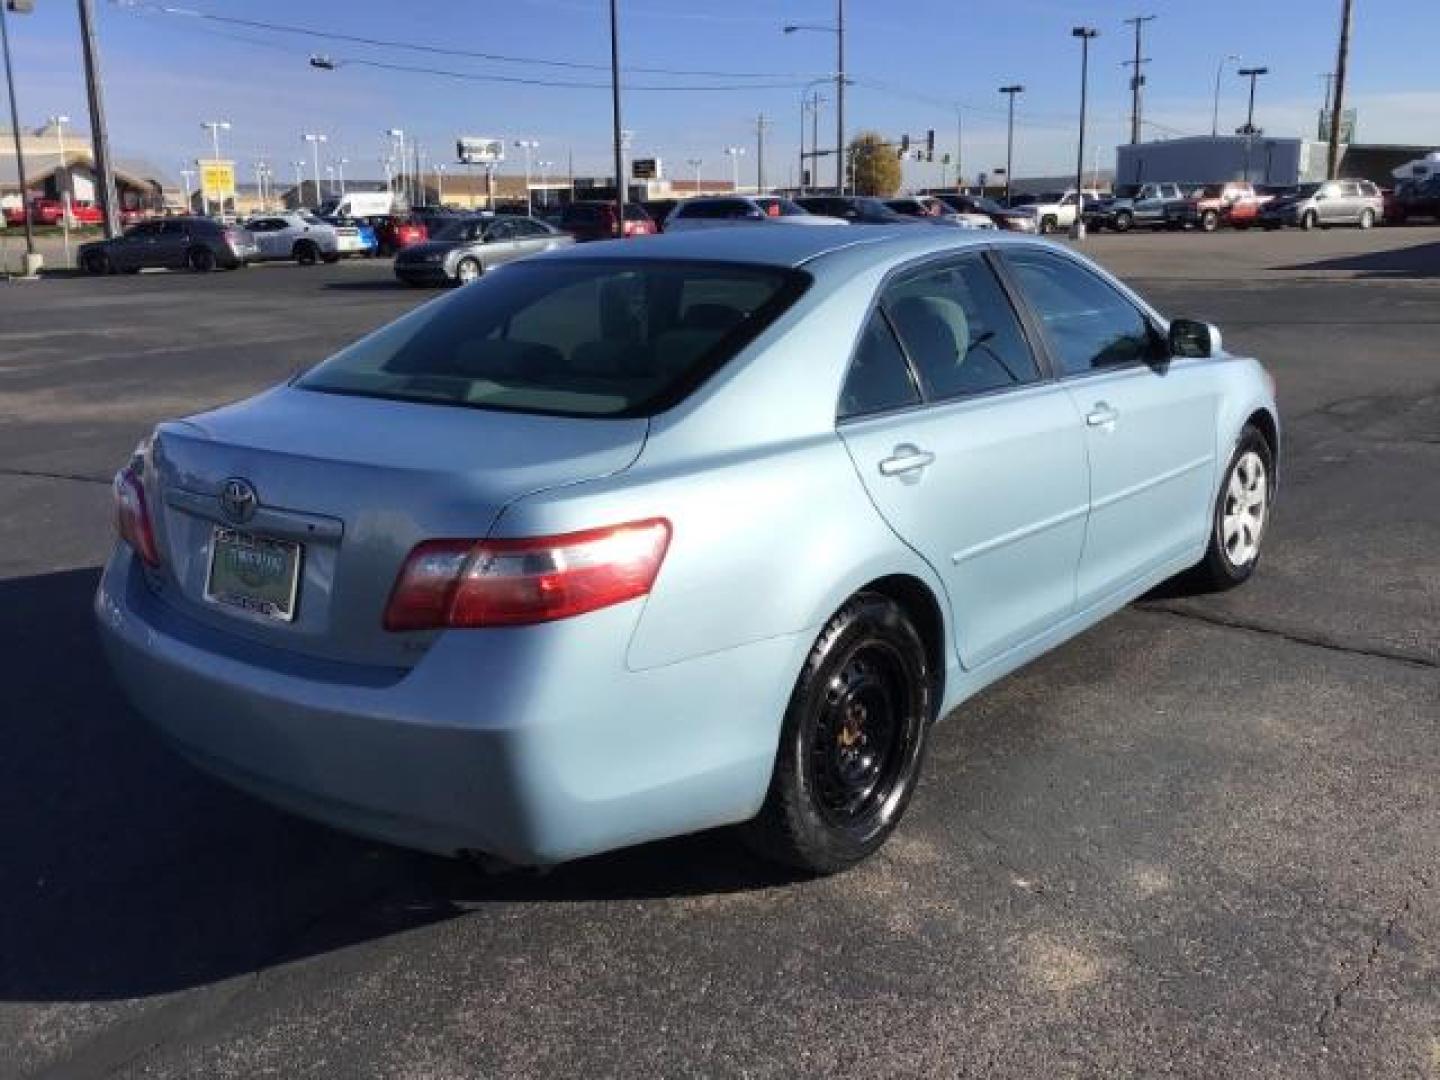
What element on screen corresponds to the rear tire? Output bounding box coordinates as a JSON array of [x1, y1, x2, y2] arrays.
[[1186, 424, 1275, 592], [1358, 208, 1375, 230], [740, 592, 933, 875], [1111, 210, 1134, 233], [82, 250, 111, 275], [1300, 210, 1319, 231], [1200, 209, 1220, 232], [187, 246, 217, 272], [293, 240, 319, 266], [1039, 215, 1058, 235]]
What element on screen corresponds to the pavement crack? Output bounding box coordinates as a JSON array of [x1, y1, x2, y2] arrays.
[[1137, 604, 1438, 670], [0, 466, 111, 486], [1315, 896, 1413, 1041]]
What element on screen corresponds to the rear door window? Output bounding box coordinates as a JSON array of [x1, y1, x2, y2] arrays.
[[838, 311, 921, 420], [297, 260, 808, 417]]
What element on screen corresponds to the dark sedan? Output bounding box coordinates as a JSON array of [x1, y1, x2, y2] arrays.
[[78, 216, 257, 274], [935, 193, 1038, 233], [393, 214, 573, 286], [794, 195, 916, 224]]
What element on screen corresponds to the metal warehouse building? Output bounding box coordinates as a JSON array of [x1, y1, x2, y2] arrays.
[[1116, 135, 1439, 189]]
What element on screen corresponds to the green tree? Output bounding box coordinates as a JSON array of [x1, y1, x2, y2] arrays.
[[848, 131, 902, 197]]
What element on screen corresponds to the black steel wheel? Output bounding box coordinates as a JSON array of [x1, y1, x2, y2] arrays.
[[742, 592, 934, 874]]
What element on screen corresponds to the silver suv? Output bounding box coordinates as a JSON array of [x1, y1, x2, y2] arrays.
[[1258, 179, 1383, 231]]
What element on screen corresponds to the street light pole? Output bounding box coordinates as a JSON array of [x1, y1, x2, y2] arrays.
[[1122, 15, 1154, 145], [1212, 54, 1240, 137], [725, 146, 745, 192], [514, 139, 539, 217], [200, 120, 230, 217], [180, 165, 194, 213], [77, 0, 119, 238], [609, 0, 626, 236], [302, 133, 326, 209], [1237, 66, 1267, 183], [686, 157, 702, 194], [835, 0, 845, 192], [335, 157, 348, 196], [1, 0, 39, 272], [291, 160, 304, 207], [1070, 27, 1099, 240], [49, 114, 72, 266], [999, 84, 1024, 203]]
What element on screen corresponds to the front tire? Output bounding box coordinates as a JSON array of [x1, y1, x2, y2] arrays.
[[1200, 209, 1220, 232], [1358, 208, 1375, 230], [293, 240, 319, 266], [1039, 215, 1058, 235], [741, 593, 933, 875], [1188, 424, 1275, 592], [1111, 210, 1134, 233], [82, 250, 111, 275], [1300, 210, 1319, 231]]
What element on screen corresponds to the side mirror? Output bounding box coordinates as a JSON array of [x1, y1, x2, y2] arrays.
[[1169, 318, 1221, 359]]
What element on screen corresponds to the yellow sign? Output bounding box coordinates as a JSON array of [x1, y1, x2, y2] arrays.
[[198, 159, 236, 202]]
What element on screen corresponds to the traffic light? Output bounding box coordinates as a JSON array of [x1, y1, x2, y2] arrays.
[[925, 129, 935, 162]]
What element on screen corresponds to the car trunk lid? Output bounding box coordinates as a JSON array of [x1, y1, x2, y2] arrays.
[[147, 386, 647, 668]]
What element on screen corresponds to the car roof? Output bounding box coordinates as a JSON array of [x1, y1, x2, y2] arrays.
[[535, 222, 1010, 270]]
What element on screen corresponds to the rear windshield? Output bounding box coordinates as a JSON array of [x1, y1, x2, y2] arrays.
[[296, 260, 809, 417]]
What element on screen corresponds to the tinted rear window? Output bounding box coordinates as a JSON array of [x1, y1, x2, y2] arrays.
[[297, 260, 808, 417]]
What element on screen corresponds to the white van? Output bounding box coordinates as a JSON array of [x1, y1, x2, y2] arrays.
[[315, 192, 396, 219]]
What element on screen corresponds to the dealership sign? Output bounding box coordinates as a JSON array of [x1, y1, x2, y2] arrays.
[[457, 137, 505, 165], [197, 159, 236, 202]]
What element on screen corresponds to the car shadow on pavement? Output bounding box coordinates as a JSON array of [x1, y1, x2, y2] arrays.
[[323, 280, 425, 292], [1272, 239, 1440, 278], [0, 567, 797, 1004]]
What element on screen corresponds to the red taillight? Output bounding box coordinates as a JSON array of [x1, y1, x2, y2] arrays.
[[384, 518, 671, 631], [114, 466, 161, 567]]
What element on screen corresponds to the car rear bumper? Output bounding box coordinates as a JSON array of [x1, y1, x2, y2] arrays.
[[95, 547, 796, 864]]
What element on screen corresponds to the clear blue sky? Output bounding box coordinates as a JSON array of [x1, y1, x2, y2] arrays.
[[6, 0, 1438, 189]]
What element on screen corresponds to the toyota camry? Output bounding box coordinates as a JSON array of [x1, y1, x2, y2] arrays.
[[96, 225, 1278, 874]]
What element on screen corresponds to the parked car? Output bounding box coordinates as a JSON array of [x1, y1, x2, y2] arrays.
[[1009, 191, 1096, 235], [316, 192, 396, 219], [559, 200, 657, 241], [96, 227, 1278, 874], [885, 195, 993, 229], [1098, 183, 1189, 232], [78, 216, 256, 274], [641, 199, 680, 231], [365, 214, 429, 256], [795, 195, 917, 224], [1386, 176, 1440, 224], [935, 193, 1038, 232], [1257, 179, 1383, 231], [317, 215, 379, 257], [1164, 182, 1261, 232], [393, 214, 574, 286], [665, 196, 843, 231], [244, 212, 341, 265]]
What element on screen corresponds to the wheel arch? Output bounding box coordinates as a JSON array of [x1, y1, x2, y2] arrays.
[[857, 573, 947, 711], [1245, 406, 1280, 460]]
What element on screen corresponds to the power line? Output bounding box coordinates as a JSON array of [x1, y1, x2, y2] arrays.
[[126, 3, 824, 80]]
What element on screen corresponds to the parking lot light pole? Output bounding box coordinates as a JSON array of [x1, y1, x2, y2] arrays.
[[386, 128, 406, 203], [724, 146, 745, 192], [334, 157, 348, 196], [783, 7, 845, 192], [48, 114, 72, 266], [1070, 27, 1098, 240], [686, 157, 702, 194], [514, 139, 539, 217], [2, 0, 39, 273], [1212, 54, 1240, 137], [999, 84, 1024, 203], [1237, 66, 1267, 183], [434, 163, 445, 206], [537, 161, 552, 210], [290, 161, 304, 208], [609, 0, 625, 236], [302, 133, 326, 210], [180, 165, 194, 212]]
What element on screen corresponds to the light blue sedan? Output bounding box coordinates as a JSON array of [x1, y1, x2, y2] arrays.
[[96, 226, 1278, 873]]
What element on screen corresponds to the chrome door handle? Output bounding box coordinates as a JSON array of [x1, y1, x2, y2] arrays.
[[1086, 402, 1119, 428], [878, 444, 935, 476]]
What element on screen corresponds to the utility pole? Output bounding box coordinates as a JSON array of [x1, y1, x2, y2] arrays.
[[999, 84, 1024, 203], [755, 113, 772, 191], [1071, 26, 1099, 239], [609, 0, 625, 235], [77, 0, 119, 238], [1, 0, 38, 272], [955, 107, 963, 191], [836, 0, 845, 192], [1326, 0, 1353, 180], [1122, 15, 1155, 145]]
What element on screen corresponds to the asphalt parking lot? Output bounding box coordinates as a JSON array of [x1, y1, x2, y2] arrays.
[[2, 227, 1437, 1079]]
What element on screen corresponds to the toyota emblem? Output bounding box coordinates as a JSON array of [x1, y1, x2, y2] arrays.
[[219, 478, 259, 524]]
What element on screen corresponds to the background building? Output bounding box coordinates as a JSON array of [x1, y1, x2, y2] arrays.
[[1116, 134, 1439, 189], [0, 122, 166, 214]]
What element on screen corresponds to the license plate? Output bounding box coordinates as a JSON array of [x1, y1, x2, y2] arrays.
[[205, 527, 302, 622]]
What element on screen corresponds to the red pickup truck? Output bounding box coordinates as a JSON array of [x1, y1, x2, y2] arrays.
[[1164, 182, 1261, 231]]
